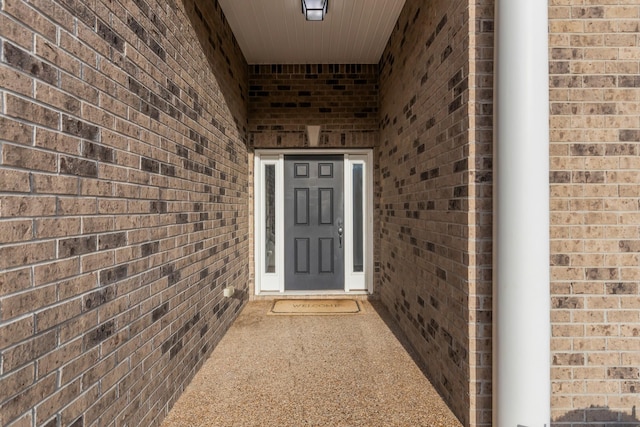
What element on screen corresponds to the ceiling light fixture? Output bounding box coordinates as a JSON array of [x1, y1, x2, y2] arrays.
[[301, 0, 328, 21]]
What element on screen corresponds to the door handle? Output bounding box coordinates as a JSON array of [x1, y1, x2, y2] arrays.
[[337, 221, 343, 249]]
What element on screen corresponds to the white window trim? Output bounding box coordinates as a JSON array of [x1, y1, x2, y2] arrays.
[[254, 149, 373, 295], [254, 154, 284, 292]]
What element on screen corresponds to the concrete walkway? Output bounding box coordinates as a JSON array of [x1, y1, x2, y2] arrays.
[[161, 300, 461, 427]]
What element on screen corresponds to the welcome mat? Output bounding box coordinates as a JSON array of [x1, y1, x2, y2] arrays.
[[269, 299, 361, 315]]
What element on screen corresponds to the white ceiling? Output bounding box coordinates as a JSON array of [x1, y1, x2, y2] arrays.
[[218, 0, 406, 64]]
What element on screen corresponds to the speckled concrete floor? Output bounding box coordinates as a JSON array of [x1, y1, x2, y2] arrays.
[[161, 300, 462, 427]]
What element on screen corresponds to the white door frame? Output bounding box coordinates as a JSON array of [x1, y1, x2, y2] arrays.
[[254, 149, 374, 295]]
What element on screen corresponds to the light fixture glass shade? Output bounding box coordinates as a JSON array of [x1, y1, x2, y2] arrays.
[[302, 0, 327, 21]]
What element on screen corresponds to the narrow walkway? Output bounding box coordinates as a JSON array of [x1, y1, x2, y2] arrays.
[[162, 301, 461, 427]]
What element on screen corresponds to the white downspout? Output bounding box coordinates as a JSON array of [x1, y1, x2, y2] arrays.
[[493, 0, 551, 426]]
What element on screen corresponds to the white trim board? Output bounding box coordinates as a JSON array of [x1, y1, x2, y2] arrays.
[[254, 149, 374, 296]]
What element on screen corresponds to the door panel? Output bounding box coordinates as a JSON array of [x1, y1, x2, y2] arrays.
[[294, 238, 310, 274], [319, 238, 334, 273], [294, 188, 309, 224], [285, 155, 344, 291], [319, 188, 333, 224]]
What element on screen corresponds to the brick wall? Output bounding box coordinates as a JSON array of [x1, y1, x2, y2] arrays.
[[248, 64, 378, 148], [468, 1, 493, 425], [3, 0, 638, 426], [377, 0, 479, 424], [0, 0, 249, 425], [247, 63, 380, 298], [549, 1, 640, 424]]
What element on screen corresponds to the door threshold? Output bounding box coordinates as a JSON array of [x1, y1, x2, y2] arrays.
[[257, 290, 370, 297]]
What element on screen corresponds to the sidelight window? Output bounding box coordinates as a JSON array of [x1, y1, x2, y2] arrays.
[[352, 164, 364, 273], [265, 164, 276, 273]]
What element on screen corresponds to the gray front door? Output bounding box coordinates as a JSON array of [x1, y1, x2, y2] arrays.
[[284, 155, 344, 291]]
